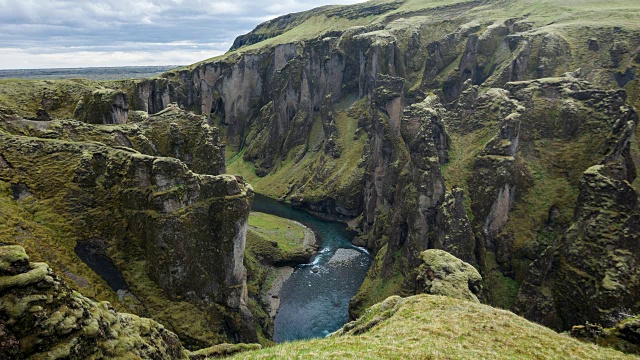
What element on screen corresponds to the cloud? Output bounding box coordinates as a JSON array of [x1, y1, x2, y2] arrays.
[[0, 0, 369, 69]]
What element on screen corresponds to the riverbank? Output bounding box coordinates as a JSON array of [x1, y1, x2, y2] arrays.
[[249, 194, 372, 342], [245, 211, 318, 325]]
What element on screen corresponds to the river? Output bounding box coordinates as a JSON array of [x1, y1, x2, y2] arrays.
[[252, 194, 372, 342]]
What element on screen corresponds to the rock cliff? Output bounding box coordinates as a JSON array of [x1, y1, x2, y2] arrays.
[[1, 0, 640, 349], [0, 105, 256, 346], [0, 245, 260, 359], [116, 0, 640, 332]]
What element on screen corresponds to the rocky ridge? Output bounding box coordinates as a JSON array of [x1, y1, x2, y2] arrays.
[[0, 105, 257, 346]]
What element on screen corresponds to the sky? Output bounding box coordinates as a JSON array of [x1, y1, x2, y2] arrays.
[[0, 0, 368, 69]]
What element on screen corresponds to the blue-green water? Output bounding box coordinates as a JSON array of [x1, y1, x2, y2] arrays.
[[252, 194, 372, 342]]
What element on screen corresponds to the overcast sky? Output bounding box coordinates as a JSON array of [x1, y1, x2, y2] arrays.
[[0, 0, 368, 69]]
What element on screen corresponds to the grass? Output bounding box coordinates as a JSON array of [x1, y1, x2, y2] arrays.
[[442, 128, 497, 221], [230, 294, 635, 359], [227, 98, 367, 204], [0, 181, 120, 306], [484, 252, 520, 310], [248, 212, 310, 254], [349, 244, 407, 319]]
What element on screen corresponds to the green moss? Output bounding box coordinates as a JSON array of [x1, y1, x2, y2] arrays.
[[0, 180, 121, 308], [484, 252, 520, 309], [0, 130, 255, 349], [350, 244, 406, 319], [0, 245, 29, 272], [227, 98, 367, 206], [248, 212, 310, 254], [442, 128, 498, 222], [0, 78, 100, 119]]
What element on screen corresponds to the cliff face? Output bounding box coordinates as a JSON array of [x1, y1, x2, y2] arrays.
[[0, 106, 256, 346], [123, 0, 640, 331], [0, 245, 260, 359], [74, 89, 129, 125]]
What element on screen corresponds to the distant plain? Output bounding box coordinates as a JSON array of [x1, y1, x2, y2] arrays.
[[0, 65, 181, 81]]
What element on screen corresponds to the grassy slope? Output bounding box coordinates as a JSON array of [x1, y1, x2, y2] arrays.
[[248, 212, 309, 254], [231, 295, 636, 359]]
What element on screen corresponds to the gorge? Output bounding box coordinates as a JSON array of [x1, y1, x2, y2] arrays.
[[2, 0, 640, 358]]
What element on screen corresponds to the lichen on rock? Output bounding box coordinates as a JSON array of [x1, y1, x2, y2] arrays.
[[74, 88, 129, 125], [411, 249, 482, 303], [0, 245, 260, 359], [0, 127, 256, 346]]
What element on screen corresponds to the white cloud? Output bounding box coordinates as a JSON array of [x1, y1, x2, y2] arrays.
[[0, 47, 225, 69], [0, 0, 369, 69]]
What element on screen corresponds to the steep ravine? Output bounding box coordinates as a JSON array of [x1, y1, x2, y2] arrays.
[[1, 0, 640, 355], [120, 0, 640, 333]]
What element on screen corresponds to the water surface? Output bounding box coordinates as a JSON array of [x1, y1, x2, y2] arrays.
[[252, 194, 372, 342]]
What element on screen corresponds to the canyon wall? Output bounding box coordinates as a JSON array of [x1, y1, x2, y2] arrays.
[[122, 0, 640, 330], [0, 107, 256, 346]]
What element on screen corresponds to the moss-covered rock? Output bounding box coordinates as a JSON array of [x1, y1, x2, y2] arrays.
[[0, 129, 256, 346], [0, 245, 261, 359], [552, 162, 640, 328], [74, 88, 129, 125], [571, 315, 640, 355], [0, 105, 226, 176], [409, 249, 482, 302]]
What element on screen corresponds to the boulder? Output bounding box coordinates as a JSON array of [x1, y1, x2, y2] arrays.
[[414, 249, 482, 303], [0, 245, 260, 359]]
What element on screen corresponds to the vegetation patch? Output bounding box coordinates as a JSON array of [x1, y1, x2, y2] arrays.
[[231, 294, 634, 359], [227, 99, 367, 208]]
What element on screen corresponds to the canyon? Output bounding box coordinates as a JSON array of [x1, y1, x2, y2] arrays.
[[1, 0, 640, 358]]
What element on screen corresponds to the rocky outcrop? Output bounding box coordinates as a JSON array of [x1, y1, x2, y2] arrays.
[[0, 245, 188, 359], [434, 188, 476, 266], [554, 162, 640, 328], [506, 78, 639, 330], [1, 105, 226, 176], [571, 315, 640, 355], [0, 129, 256, 344], [377, 94, 449, 277], [516, 163, 640, 328], [140, 105, 226, 175], [0, 245, 260, 359], [74, 88, 128, 124], [410, 249, 482, 303]]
